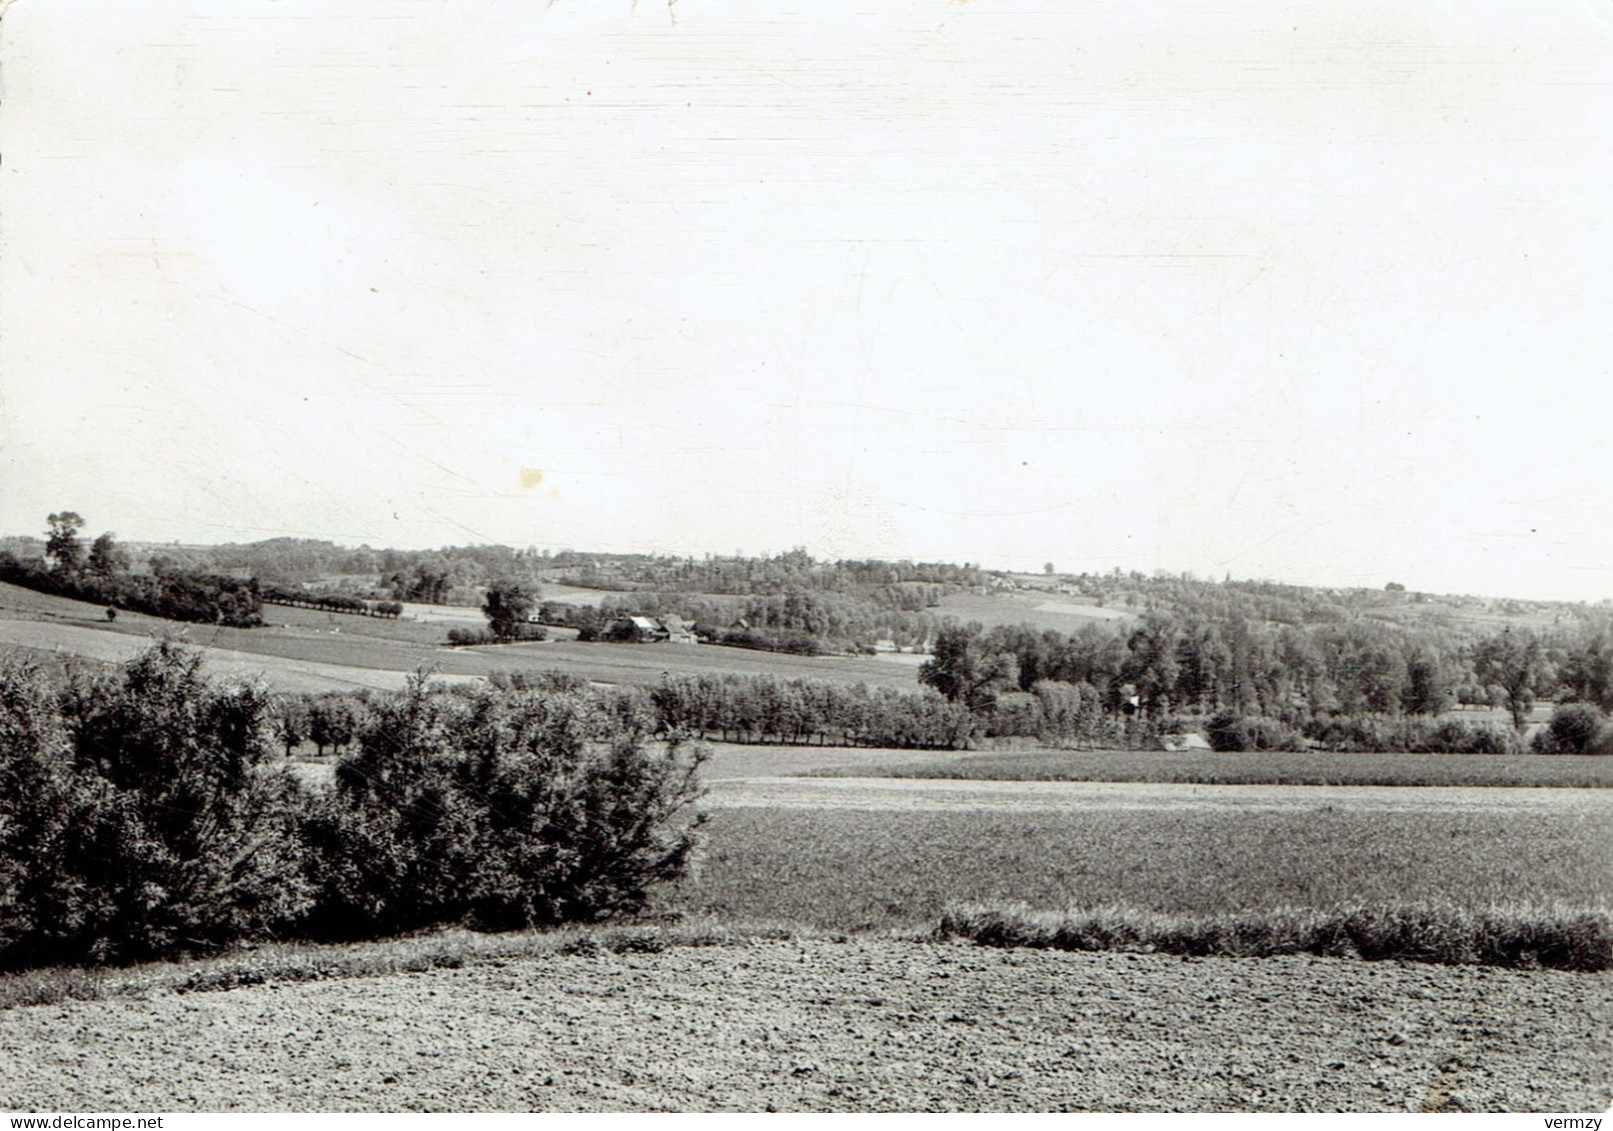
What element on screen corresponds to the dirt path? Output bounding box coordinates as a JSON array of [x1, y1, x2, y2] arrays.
[[1, 940, 1606, 1112], [705, 775, 1613, 817]]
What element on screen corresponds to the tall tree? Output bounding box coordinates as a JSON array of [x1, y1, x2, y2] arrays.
[[482, 579, 537, 641], [1560, 632, 1613, 712], [1401, 648, 1450, 716], [1121, 617, 1180, 715], [86, 532, 129, 578], [44, 511, 85, 573], [1474, 629, 1541, 731], [919, 624, 1019, 712]]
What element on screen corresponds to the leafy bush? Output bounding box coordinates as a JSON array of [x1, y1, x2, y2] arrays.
[[446, 624, 545, 646], [303, 677, 706, 938], [1302, 714, 1520, 754], [1415, 718, 1521, 755], [1205, 712, 1304, 752], [0, 645, 311, 968], [0, 645, 710, 971], [1533, 704, 1612, 755]]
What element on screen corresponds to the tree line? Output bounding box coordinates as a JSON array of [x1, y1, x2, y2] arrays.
[[548, 547, 985, 596], [0, 512, 263, 627], [915, 616, 1613, 751]]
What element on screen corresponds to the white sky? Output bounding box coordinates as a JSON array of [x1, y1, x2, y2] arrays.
[[2, 0, 1610, 600]]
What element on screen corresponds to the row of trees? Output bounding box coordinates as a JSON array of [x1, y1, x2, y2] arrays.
[[272, 674, 979, 752], [277, 667, 1613, 758], [0, 644, 706, 970], [917, 617, 1604, 732], [648, 673, 976, 748], [260, 586, 403, 619]]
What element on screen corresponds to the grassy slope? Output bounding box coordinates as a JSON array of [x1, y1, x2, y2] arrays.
[[933, 590, 1134, 630], [0, 580, 922, 690]]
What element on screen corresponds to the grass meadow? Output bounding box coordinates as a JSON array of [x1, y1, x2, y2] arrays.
[[805, 747, 1613, 789], [679, 801, 1611, 934], [932, 589, 1135, 630]]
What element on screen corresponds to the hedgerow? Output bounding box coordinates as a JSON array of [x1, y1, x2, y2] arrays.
[[937, 903, 1613, 972]]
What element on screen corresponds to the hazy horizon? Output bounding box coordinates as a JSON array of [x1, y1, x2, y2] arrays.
[[3, 2, 1609, 603]]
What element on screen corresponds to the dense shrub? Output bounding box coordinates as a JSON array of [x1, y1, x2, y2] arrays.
[[446, 627, 496, 646], [1205, 712, 1305, 752], [1532, 704, 1612, 755], [0, 645, 311, 968], [261, 587, 403, 619], [712, 626, 827, 656], [1302, 714, 1521, 754], [937, 904, 1612, 972], [1414, 718, 1521, 755], [0, 645, 709, 970], [303, 677, 705, 937]]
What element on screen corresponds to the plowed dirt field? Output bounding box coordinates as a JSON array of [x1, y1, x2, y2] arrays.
[[2, 940, 1607, 1112]]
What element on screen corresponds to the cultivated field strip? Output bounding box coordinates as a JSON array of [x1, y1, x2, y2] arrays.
[[804, 746, 1613, 789], [684, 795, 1611, 931]]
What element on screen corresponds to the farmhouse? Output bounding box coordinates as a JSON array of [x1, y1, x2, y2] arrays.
[[660, 615, 699, 645], [610, 614, 699, 644]]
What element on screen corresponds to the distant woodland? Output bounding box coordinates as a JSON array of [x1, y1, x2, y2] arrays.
[[5, 519, 1613, 752]]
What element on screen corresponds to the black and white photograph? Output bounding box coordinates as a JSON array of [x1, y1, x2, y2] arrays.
[[0, 0, 1609, 1115]]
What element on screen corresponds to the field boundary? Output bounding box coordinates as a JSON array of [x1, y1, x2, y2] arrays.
[[937, 903, 1613, 972], [8, 897, 1608, 1017]]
